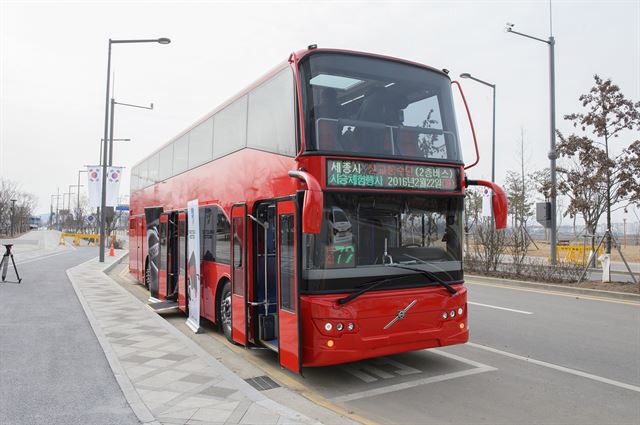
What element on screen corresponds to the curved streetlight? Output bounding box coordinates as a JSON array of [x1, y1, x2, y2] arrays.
[[505, 22, 558, 265], [99, 37, 170, 262], [459, 73, 496, 183]]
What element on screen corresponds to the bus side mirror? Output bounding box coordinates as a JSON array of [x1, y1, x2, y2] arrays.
[[288, 170, 323, 234], [465, 179, 508, 230]]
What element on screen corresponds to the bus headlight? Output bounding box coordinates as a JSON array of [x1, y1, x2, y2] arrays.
[[347, 322, 355, 331], [458, 307, 464, 315], [336, 323, 344, 331], [324, 322, 333, 331], [442, 312, 448, 319]]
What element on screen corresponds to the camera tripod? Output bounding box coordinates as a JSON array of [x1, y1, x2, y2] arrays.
[[1, 244, 22, 283]]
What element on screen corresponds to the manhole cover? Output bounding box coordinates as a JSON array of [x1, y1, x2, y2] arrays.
[[244, 375, 280, 391]]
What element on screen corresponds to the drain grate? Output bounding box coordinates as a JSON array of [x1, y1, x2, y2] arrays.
[[244, 375, 280, 391]]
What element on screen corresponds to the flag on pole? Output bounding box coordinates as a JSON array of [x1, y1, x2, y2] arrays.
[[87, 166, 102, 208], [86, 165, 124, 208], [106, 166, 123, 207]]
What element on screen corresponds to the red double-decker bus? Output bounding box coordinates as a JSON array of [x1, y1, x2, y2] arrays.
[[129, 47, 506, 374]]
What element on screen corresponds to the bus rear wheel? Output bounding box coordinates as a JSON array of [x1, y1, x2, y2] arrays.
[[219, 281, 233, 342]]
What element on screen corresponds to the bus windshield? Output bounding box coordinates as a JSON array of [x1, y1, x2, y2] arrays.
[[299, 52, 462, 163], [302, 193, 463, 293]]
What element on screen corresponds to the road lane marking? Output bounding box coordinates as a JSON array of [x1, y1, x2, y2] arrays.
[[15, 250, 70, 265], [339, 357, 421, 383], [330, 366, 496, 403], [468, 301, 533, 315], [331, 349, 496, 402], [468, 281, 640, 307], [467, 342, 640, 394]]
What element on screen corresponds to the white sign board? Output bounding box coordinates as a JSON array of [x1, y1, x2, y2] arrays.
[[482, 188, 493, 217], [186, 199, 201, 333]]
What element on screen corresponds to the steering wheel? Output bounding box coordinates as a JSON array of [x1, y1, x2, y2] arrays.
[[401, 243, 421, 248]]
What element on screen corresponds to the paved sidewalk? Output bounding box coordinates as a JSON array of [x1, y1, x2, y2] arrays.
[[67, 254, 318, 425]]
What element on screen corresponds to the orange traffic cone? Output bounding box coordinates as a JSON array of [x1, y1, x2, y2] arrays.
[[109, 239, 115, 257]]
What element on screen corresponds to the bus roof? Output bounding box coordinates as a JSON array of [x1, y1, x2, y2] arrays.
[[132, 47, 449, 169]]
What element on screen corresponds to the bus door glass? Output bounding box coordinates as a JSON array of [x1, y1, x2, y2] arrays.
[[158, 214, 169, 300], [276, 199, 301, 374], [230, 203, 248, 346], [166, 212, 179, 301], [177, 212, 187, 312]]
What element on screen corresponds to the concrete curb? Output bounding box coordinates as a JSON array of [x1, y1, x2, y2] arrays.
[[465, 273, 640, 301], [67, 253, 161, 425]]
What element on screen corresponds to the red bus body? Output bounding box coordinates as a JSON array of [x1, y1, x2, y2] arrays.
[[129, 47, 506, 371]]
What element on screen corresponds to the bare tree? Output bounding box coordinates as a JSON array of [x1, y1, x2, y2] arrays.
[[0, 179, 37, 237], [557, 75, 640, 254]]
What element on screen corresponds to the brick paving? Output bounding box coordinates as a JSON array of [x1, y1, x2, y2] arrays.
[[67, 255, 317, 425]]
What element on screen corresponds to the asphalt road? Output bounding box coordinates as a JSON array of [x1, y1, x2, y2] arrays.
[[0, 234, 138, 425], [112, 261, 640, 425]]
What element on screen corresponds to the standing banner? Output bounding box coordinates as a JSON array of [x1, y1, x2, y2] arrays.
[[86, 165, 124, 208], [186, 200, 201, 333], [144, 206, 163, 301]]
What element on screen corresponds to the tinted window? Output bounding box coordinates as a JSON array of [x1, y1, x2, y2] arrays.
[[215, 208, 231, 264], [199, 206, 215, 261], [179, 218, 186, 278], [158, 144, 173, 181], [189, 117, 214, 168], [131, 166, 139, 191], [247, 68, 296, 156], [173, 135, 189, 175], [299, 53, 461, 162], [139, 160, 149, 188], [279, 214, 295, 311], [147, 153, 160, 185], [214, 96, 247, 158]]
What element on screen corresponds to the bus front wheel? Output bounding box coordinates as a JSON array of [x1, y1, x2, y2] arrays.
[[219, 281, 233, 342]]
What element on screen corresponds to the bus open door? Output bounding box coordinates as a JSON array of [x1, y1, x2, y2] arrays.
[[230, 203, 248, 346], [276, 198, 302, 374], [177, 212, 187, 313]]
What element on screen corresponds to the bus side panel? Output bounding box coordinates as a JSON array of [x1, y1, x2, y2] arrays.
[[129, 217, 137, 278], [200, 261, 231, 323]]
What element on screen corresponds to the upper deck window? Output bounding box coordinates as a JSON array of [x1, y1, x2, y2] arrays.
[[299, 53, 462, 163]]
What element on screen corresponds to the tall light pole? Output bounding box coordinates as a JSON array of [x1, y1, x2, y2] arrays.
[[100, 37, 170, 262], [506, 22, 558, 265], [10, 199, 17, 237], [459, 73, 496, 182]]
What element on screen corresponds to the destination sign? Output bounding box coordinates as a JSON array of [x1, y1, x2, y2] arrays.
[[326, 159, 459, 191]]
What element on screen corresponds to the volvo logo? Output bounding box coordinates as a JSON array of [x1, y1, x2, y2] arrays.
[[384, 300, 417, 330]]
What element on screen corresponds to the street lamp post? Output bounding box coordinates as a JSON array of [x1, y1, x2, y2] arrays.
[[10, 199, 17, 237], [506, 22, 558, 265], [100, 138, 130, 168], [99, 37, 170, 262], [459, 73, 496, 183], [109, 101, 152, 166]]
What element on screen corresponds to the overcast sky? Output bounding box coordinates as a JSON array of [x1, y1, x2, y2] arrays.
[[1, 0, 638, 224]]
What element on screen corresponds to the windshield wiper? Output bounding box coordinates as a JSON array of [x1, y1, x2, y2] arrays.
[[337, 274, 415, 305], [386, 263, 458, 296]]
